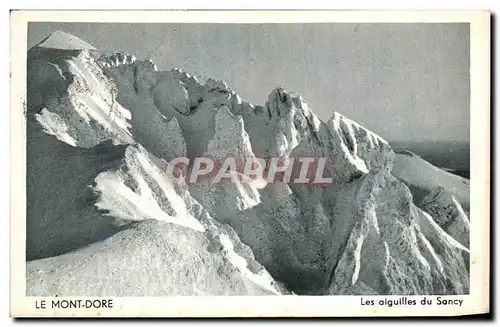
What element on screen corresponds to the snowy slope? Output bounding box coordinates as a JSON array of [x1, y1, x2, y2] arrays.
[[26, 31, 469, 296], [27, 220, 279, 296], [392, 150, 470, 211]]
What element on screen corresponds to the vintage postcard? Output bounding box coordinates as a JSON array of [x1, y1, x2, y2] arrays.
[[10, 10, 490, 317]]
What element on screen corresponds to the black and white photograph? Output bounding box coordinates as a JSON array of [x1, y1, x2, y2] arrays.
[[9, 10, 490, 317]]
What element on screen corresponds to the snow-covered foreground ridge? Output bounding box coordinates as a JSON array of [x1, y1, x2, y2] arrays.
[[26, 31, 469, 296]]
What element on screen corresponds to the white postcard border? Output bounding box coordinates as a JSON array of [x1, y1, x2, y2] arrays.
[[9, 10, 490, 317]]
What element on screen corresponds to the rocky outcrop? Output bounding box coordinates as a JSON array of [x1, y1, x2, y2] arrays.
[[419, 187, 470, 248], [100, 51, 137, 68], [27, 48, 133, 147]]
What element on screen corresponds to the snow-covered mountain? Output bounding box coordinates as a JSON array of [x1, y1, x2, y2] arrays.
[[25, 31, 470, 296]]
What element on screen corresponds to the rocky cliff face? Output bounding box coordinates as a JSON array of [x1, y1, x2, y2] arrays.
[[25, 32, 469, 296]]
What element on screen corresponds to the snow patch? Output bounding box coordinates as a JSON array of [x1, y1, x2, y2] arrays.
[[35, 109, 77, 146]]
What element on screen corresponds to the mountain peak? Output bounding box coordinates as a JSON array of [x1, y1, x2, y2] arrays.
[[34, 31, 97, 51]]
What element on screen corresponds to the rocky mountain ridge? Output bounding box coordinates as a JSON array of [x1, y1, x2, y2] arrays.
[[25, 31, 470, 296]]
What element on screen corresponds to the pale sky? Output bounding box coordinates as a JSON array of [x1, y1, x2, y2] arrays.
[[28, 22, 470, 143]]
